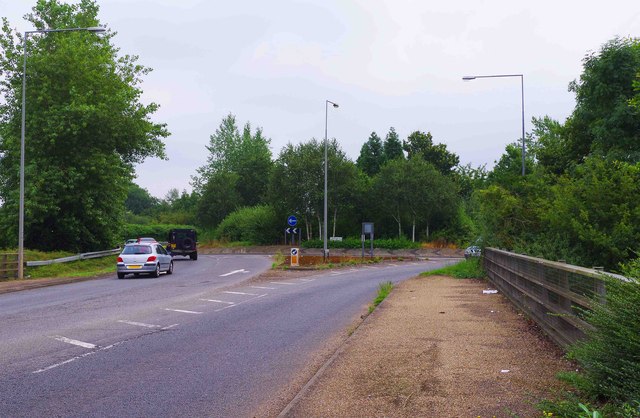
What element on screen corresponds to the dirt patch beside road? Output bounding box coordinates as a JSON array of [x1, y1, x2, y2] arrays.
[[284, 275, 573, 417]]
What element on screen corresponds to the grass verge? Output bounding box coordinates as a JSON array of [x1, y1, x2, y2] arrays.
[[26, 257, 115, 279], [368, 281, 393, 314], [420, 257, 484, 279]]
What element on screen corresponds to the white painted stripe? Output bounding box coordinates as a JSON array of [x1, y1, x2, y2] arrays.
[[117, 320, 161, 329], [161, 324, 179, 330], [164, 308, 203, 314], [220, 269, 247, 277], [34, 341, 125, 374], [223, 291, 258, 296], [214, 294, 268, 312], [250, 286, 276, 290], [297, 278, 315, 282], [52, 336, 96, 349], [270, 281, 297, 285], [200, 299, 235, 305]]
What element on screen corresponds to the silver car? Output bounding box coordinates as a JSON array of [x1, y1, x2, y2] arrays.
[[117, 243, 173, 279]]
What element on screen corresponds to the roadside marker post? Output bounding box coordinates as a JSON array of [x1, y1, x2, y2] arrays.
[[290, 247, 299, 267]]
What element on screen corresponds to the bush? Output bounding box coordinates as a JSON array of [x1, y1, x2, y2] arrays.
[[568, 274, 640, 403], [122, 224, 198, 243], [301, 237, 420, 250], [215, 205, 279, 245]]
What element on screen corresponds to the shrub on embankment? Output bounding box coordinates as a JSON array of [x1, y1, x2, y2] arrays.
[[540, 258, 640, 417]]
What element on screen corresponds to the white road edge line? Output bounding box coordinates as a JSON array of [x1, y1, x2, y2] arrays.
[[223, 291, 258, 296], [52, 336, 96, 349], [250, 286, 276, 290], [297, 278, 315, 282], [270, 281, 297, 285], [164, 308, 203, 314], [117, 320, 161, 329], [200, 299, 235, 305], [214, 294, 267, 312], [161, 324, 179, 330]]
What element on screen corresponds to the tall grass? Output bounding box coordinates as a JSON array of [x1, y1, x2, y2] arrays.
[[420, 257, 484, 279], [368, 281, 393, 314]]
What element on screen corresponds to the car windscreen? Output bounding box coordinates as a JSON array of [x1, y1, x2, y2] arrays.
[[122, 245, 152, 255]]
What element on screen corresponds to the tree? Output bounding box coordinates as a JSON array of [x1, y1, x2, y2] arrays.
[[565, 37, 640, 163], [546, 157, 640, 269], [402, 131, 459, 175], [193, 114, 272, 209], [0, 1, 168, 251], [268, 138, 357, 240], [356, 131, 384, 176], [372, 158, 458, 240], [196, 171, 241, 229], [125, 183, 159, 215], [383, 127, 404, 162], [529, 116, 569, 176]]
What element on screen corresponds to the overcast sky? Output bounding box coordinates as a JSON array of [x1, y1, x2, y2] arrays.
[[3, 0, 640, 198]]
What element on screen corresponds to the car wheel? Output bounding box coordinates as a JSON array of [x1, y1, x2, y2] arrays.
[[167, 261, 173, 275], [117, 272, 125, 279], [190, 252, 198, 261], [152, 263, 160, 278]]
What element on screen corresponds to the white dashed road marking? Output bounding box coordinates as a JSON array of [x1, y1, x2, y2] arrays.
[[223, 291, 258, 296], [214, 294, 268, 312], [270, 281, 297, 285], [297, 278, 315, 282], [164, 308, 203, 314], [200, 299, 235, 305], [117, 320, 161, 329], [52, 336, 96, 349], [34, 341, 126, 374], [251, 286, 276, 290]]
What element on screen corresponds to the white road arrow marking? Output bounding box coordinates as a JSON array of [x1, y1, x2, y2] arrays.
[[52, 336, 96, 349], [220, 269, 248, 277]]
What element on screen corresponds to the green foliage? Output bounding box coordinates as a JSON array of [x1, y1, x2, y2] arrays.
[[383, 127, 404, 162], [125, 183, 159, 215], [565, 37, 640, 163], [402, 130, 459, 175], [268, 138, 362, 240], [122, 223, 198, 242], [568, 275, 640, 403], [214, 205, 279, 245], [546, 158, 640, 269], [0, 1, 168, 252], [193, 114, 273, 208], [356, 131, 385, 176], [368, 281, 393, 313], [301, 237, 420, 250], [196, 171, 241, 228], [421, 257, 484, 279]]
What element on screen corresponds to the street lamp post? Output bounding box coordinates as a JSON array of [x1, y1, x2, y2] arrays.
[[18, 26, 105, 280], [323, 100, 339, 262], [462, 74, 526, 176]]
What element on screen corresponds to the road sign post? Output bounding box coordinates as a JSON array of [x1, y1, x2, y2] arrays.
[[362, 222, 374, 258]]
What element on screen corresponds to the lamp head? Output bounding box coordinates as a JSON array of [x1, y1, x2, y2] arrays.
[[462, 76, 476, 81], [86, 26, 106, 33], [332, 103, 339, 108]]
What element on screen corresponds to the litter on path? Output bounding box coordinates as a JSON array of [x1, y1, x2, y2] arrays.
[[483, 289, 498, 294]]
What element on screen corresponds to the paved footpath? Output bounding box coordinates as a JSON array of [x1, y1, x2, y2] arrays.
[[282, 275, 573, 418]]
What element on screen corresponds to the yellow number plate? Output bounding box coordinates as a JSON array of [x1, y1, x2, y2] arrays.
[[127, 265, 143, 269]]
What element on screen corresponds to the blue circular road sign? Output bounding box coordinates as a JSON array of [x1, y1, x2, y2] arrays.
[[287, 215, 298, 227]]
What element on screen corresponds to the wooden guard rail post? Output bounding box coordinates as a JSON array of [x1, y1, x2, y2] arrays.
[[482, 248, 627, 349]]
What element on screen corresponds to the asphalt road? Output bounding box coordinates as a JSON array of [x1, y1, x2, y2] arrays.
[[0, 255, 458, 417]]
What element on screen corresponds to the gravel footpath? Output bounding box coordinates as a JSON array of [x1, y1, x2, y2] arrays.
[[283, 275, 573, 417]]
